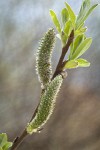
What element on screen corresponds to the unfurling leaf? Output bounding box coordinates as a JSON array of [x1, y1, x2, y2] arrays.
[[27, 75, 63, 134], [71, 38, 92, 59], [49, 10, 61, 33], [36, 28, 55, 89]]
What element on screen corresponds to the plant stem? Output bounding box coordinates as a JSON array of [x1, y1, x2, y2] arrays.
[[11, 130, 28, 150], [11, 29, 74, 150], [52, 30, 74, 78], [10, 104, 39, 150]]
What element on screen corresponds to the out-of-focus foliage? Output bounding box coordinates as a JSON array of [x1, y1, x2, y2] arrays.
[[0, 133, 12, 150], [0, 0, 100, 150]]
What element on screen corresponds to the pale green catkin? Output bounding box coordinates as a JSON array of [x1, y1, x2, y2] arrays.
[[36, 28, 55, 89], [27, 75, 63, 134]]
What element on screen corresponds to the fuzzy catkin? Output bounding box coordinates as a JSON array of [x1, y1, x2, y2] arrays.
[[36, 28, 55, 89], [27, 75, 63, 134]]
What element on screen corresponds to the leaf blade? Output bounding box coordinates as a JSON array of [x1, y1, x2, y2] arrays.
[[64, 60, 78, 69], [84, 4, 98, 21], [76, 0, 90, 29], [0, 134, 7, 147], [64, 20, 72, 36], [76, 1, 98, 29], [0, 133, 12, 150], [65, 2, 76, 26], [61, 8, 69, 27], [71, 38, 92, 59], [50, 10, 61, 33], [69, 34, 84, 59], [77, 58, 90, 67], [73, 34, 84, 52]]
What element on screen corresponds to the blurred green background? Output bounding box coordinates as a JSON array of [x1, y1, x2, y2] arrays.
[[0, 0, 100, 150]]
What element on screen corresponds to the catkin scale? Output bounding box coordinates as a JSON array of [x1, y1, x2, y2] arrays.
[[27, 75, 63, 134], [36, 28, 55, 89]]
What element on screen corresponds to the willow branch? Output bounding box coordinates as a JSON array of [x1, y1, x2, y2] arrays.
[[10, 30, 74, 150]]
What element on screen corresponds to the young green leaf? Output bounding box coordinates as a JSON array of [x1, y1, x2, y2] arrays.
[[75, 26, 87, 36], [76, 0, 90, 28], [77, 0, 90, 20], [76, 0, 98, 29], [73, 34, 84, 53], [3, 142, 12, 150], [61, 32, 68, 47], [62, 20, 73, 46], [64, 20, 72, 36], [77, 58, 90, 67], [0, 133, 12, 150], [61, 8, 69, 27], [50, 10, 61, 33], [69, 34, 84, 59], [68, 42, 74, 60], [84, 4, 98, 22], [0, 134, 7, 148], [63, 60, 78, 69], [71, 38, 92, 59], [65, 2, 76, 26]]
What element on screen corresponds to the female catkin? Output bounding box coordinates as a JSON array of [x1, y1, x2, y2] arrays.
[[27, 75, 63, 134], [36, 28, 55, 89]]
